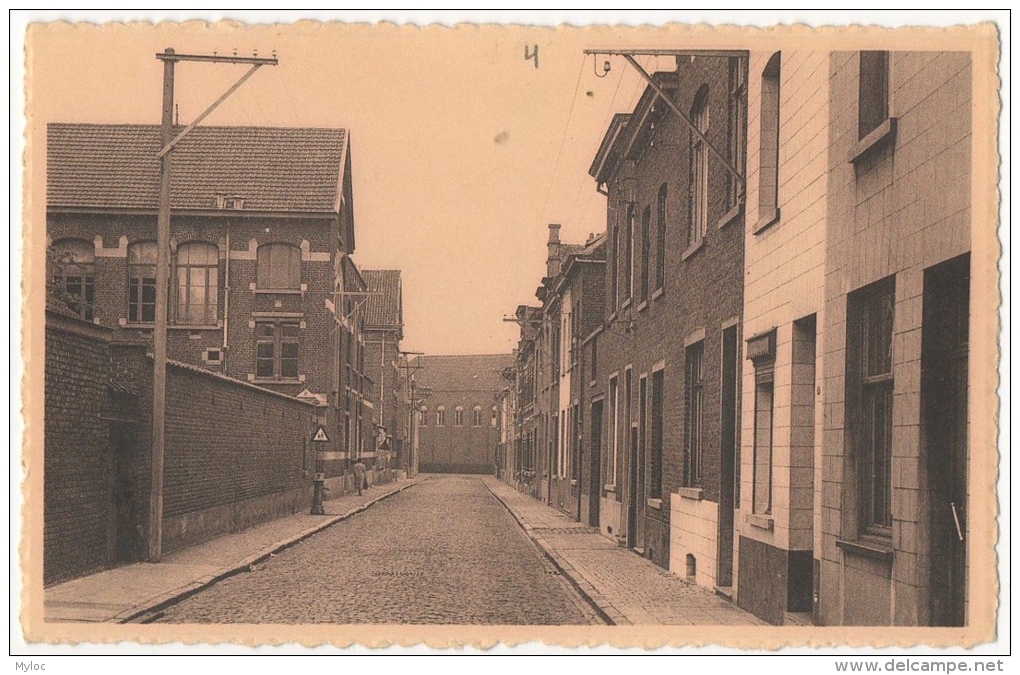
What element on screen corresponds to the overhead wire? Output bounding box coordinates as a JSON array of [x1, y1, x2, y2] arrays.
[[536, 54, 587, 227]]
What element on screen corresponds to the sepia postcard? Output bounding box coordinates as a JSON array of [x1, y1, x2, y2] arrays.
[[15, 11, 1006, 657]]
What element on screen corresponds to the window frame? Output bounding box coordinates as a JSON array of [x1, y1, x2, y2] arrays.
[[858, 51, 891, 141], [688, 86, 710, 248], [849, 277, 896, 536], [256, 242, 302, 291], [254, 319, 301, 381], [685, 342, 705, 487], [726, 56, 748, 212], [174, 241, 219, 326], [655, 184, 667, 292], [51, 238, 95, 322], [127, 240, 158, 324], [640, 205, 651, 303], [756, 53, 782, 232], [650, 368, 664, 500]]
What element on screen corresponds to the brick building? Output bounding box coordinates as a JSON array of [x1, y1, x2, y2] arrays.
[[46, 124, 374, 482], [585, 58, 747, 577], [362, 270, 405, 471], [537, 226, 606, 520], [415, 354, 513, 474]]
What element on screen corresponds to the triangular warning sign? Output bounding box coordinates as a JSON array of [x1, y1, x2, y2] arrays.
[[312, 425, 330, 443]]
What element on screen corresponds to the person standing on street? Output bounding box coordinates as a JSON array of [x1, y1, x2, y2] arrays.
[[353, 459, 367, 496]]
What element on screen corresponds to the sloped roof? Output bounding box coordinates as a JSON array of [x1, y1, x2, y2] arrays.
[[47, 123, 347, 213], [415, 354, 514, 393], [362, 270, 402, 329]]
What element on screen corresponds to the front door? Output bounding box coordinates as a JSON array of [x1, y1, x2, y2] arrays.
[[589, 400, 603, 527], [923, 254, 969, 626]]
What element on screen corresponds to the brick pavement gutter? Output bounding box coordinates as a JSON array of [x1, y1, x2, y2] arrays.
[[118, 478, 424, 624], [482, 478, 619, 626]]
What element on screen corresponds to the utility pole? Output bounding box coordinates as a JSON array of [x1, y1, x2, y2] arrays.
[[148, 47, 278, 563]]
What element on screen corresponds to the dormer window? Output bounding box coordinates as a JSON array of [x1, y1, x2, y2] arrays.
[[214, 194, 246, 210]]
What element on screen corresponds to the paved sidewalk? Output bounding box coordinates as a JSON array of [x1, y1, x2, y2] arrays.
[[484, 477, 765, 626], [44, 477, 423, 624]]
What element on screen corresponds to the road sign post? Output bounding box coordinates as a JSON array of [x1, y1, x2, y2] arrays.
[[310, 425, 330, 515]]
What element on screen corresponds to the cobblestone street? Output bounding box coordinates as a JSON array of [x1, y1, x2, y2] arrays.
[[157, 475, 601, 624]]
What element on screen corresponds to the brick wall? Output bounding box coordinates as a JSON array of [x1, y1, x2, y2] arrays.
[[419, 388, 500, 474], [44, 311, 114, 585]]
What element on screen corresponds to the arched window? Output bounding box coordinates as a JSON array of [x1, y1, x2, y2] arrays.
[[436, 406, 446, 427], [176, 242, 219, 325], [758, 53, 781, 226], [491, 406, 498, 428], [256, 243, 301, 290], [127, 241, 157, 323], [473, 405, 483, 427], [50, 238, 95, 321], [419, 406, 428, 427], [454, 406, 464, 427], [688, 85, 710, 247]]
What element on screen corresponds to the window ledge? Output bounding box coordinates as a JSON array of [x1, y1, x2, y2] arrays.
[[589, 380, 596, 388], [254, 288, 303, 295], [651, 287, 664, 302], [635, 300, 648, 313], [604, 483, 617, 494], [169, 324, 220, 331], [847, 117, 897, 164], [122, 321, 154, 329], [251, 377, 304, 385], [747, 513, 774, 531], [570, 479, 578, 487], [681, 239, 705, 262], [836, 536, 894, 562], [717, 202, 744, 230], [621, 298, 632, 310], [647, 498, 663, 510], [677, 487, 703, 501], [754, 206, 781, 235]]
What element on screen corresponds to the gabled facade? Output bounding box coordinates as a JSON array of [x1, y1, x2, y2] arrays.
[[415, 354, 513, 474], [363, 269, 405, 471], [46, 123, 373, 478]]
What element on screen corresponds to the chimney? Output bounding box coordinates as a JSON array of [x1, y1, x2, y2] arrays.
[[546, 223, 561, 278]]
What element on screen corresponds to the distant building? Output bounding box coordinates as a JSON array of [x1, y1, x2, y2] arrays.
[[415, 354, 513, 474], [46, 123, 374, 478]]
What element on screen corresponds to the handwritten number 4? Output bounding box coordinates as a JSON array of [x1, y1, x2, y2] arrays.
[[525, 44, 539, 69]]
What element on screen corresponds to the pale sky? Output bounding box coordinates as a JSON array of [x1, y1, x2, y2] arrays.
[[22, 11, 993, 356]]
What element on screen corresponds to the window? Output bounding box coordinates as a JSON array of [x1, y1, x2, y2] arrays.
[[175, 242, 218, 325], [255, 320, 300, 380], [610, 217, 619, 312], [747, 329, 777, 515], [624, 205, 634, 302], [727, 56, 748, 211], [419, 407, 428, 427], [758, 53, 781, 225], [491, 406, 498, 428], [655, 184, 667, 291], [256, 243, 301, 290], [454, 406, 464, 427], [128, 241, 157, 323], [473, 406, 483, 427], [858, 51, 890, 139], [688, 86, 709, 247], [608, 376, 619, 486], [640, 205, 651, 302], [685, 342, 705, 486], [650, 369, 664, 499], [590, 337, 598, 381], [849, 278, 895, 533], [50, 239, 95, 321], [436, 407, 446, 427]]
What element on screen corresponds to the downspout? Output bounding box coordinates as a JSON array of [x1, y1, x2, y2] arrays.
[[222, 227, 231, 370]]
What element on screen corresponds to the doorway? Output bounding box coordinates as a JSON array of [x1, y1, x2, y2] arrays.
[[589, 400, 603, 527], [923, 254, 969, 626], [718, 324, 739, 588]]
